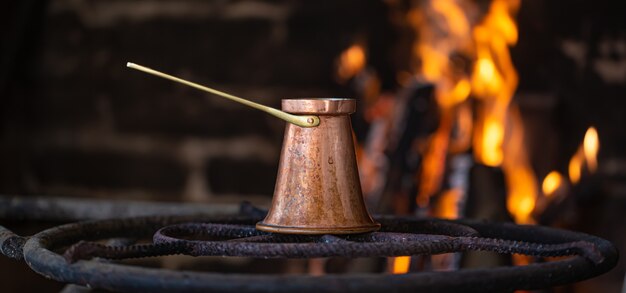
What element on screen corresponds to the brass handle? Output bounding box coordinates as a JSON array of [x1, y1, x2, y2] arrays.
[[126, 62, 320, 128]]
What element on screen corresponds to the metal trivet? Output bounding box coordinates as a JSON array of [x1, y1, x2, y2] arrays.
[[0, 196, 618, 293]]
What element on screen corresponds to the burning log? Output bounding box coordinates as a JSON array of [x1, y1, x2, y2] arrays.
[[357, 80, 438, 214]]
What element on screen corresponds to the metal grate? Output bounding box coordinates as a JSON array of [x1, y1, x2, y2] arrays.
[[0, 196, 618, 292]]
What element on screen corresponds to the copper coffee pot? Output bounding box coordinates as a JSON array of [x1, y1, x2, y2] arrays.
[[127, 63, 380, 235]]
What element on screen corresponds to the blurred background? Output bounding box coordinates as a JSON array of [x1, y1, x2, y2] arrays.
[[1, 0, 625, 292]]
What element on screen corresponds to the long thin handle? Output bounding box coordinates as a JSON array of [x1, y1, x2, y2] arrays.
[[126, 62, 320, 128]]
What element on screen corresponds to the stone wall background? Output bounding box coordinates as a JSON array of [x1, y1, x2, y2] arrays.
[[0, 0, 392, 205]]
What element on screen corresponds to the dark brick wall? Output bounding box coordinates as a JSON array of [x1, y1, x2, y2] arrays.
[[0, 0, 392, 203]]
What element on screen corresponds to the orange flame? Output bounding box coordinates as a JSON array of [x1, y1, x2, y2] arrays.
[[472, 57, 504, 99], [392, 256, 411, 274], [439, 79, 472, 109], [583, 127, 599, 172], [506, 175, 535, 224], [336, 44, 366, 82], [569, 127, 600, 184], [408, 0, 471, 109], [405, 0, 533, 267], [569, 151, 583, 184], [471, 0, 520, 168], [542, 171, 563, 197], [466, 0, 539, 225], [502, 108, 537, 224], [431, 0, 470, 37], [435, 189, 462, 219], [410, 0, 473, 204], [477, 116, 505, 166], [410, 0, 536, 226]]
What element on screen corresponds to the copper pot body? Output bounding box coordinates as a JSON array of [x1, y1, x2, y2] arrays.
[[256, 98, 380, 234]]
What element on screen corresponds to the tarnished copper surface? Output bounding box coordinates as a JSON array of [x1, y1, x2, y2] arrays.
[[257, 98, 380, 234]]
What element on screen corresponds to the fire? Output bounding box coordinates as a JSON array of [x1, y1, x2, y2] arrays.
[[506, 171, 536, 224], [392, 256, 411, 274], [401, 0, 536, 268], [336, 44, 366, 82], [410, 0, 472, 205], [479, 117, 505, 166], [583, 127, 599, 172], [417, 0, 533, 222], [439, 79, 472, 109], [435, 189, 462, 219], [481, 0, 520, 44], [472, 57, 503, 99], [409, 0, 535, 225], [469, 0, 539, 225], [569, 152, 583, 184], [471, 0, 520, 169], [502, 109, 537, 224], [431, 0, 470, 37], [568, 127, 600, 184], [542, 171, 563, 197]]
